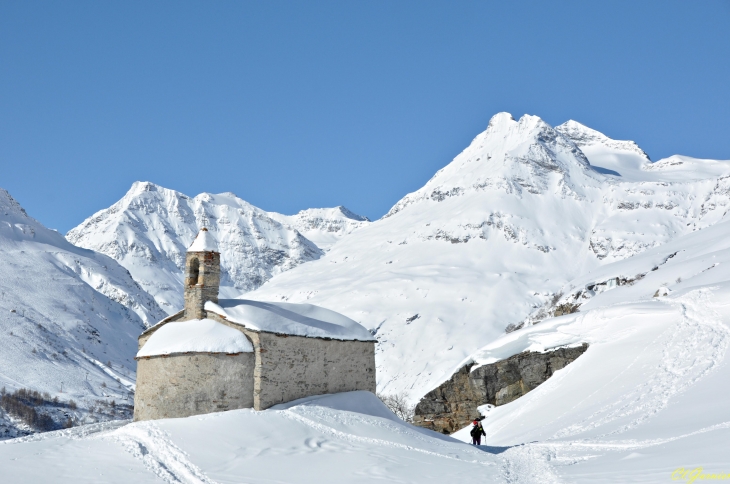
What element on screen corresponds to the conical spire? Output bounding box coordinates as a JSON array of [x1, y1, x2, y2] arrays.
[[188, 228, 218, 252]]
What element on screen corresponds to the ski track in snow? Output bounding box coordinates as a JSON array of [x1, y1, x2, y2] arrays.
[[103, 422, 218, 484], [281, 407, 496, 466], [488, 288, 730, 483], [553, 289, 729, 439], [552, 419, 730, 452], [502, 419, 730, 482]]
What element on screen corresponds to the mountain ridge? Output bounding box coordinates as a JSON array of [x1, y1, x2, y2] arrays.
[[67, 182, 370, 313]]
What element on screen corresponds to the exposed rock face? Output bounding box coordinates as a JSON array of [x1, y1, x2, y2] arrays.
[[413, 344, 588, 434]]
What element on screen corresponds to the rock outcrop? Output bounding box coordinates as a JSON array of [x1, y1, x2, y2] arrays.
[[413, 344, 588, 434]]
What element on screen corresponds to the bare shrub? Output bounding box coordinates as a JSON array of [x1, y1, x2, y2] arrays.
[[378, 392, 415, 423]]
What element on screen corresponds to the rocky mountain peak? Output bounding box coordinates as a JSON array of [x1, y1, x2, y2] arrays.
[[556, 120, 651, 161], [1, 189, 29, 221], [385, 113, 597, 218]]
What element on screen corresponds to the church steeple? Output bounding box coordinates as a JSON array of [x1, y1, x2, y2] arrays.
[[183, 228, 220, 319]]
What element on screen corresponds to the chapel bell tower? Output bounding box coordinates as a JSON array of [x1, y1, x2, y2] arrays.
[[184, 228, 220, 320]]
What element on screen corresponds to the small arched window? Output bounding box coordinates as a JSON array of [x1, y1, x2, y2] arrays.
[[188, 258, 200, 286]]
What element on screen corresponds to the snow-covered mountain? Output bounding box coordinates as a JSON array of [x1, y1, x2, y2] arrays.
[[0, 188, 166, 437], [67, 183, 368, 314], [268, 206, 370, 250], [246, 112, 730, 400]]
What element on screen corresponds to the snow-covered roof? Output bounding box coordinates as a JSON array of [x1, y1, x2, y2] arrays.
[[205, 299, 376, 342], [137, 319, 253, 358], [188, 228, 218, 252]]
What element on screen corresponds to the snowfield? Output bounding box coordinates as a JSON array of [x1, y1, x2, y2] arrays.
[[4, 344, 729, 484], [0, 393, 504, 484], [442, 211, 730, 481]]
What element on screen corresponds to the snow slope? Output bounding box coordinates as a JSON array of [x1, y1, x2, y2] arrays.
[[0, 188, 166, 437], [67, 182, 369, 315], [246, 113, 730, 401], [445, 216, 730, 482], [7, 343, 728, 484], [0, 392, 506, 484]]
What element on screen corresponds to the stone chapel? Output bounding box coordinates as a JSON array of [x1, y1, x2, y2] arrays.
[[133, 228, 376, 421]]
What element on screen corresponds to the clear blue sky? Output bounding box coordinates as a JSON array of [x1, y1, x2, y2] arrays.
[[1, 1, 729, 231]]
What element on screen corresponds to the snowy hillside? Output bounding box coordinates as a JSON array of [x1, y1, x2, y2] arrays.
[[247, 113, 730, 400], [67, 182, 337, 314], [0, 188, 166, 437], [445, 215, 730, 481], [5, 370, 729, 483]]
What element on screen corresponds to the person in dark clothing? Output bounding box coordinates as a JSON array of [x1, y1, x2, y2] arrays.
[[470, 419, 486, 445]]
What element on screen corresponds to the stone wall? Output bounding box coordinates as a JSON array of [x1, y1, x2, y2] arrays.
[[184, 251, 220, 319], [252, 332, 376, 410], [133, 352, 254, 421], [205, 312, 376, 410], [134, 309, 376, 420], [413, 344, 588, 434]]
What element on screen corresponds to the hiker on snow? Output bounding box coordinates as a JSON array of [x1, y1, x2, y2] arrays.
[[470, 419, 486, 446]]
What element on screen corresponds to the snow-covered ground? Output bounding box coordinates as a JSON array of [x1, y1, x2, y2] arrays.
[[67, 182, 369, 314], [0, 392, 505, 484], [5, 352, 728, 484]]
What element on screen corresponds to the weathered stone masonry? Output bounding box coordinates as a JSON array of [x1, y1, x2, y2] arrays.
[[134, 352, 254, 421], [184, 249, 220, 320], [207, 312, 376, 410], [135, 311, 376, 420]]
